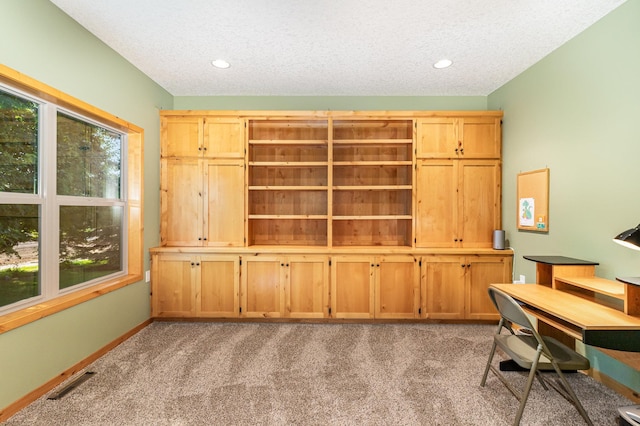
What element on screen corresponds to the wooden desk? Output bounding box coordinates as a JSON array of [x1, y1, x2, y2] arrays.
[[491, 283, 640, 352]]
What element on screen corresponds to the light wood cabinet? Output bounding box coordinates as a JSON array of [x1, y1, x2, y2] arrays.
[[415, 159, 500, 248], [374, 255, 420, 319], [151, 252, 240, 318], [161, 158, 244, 246], [241, 255, 329, 318], [331, 255, 419, 319], [161, 116, 244, 158], [421, 254, 511, 320], [416, 116, 501, 159], [154, 110, 509, 322], [331, 256, 375, 319], [161, 117, 245, 246]]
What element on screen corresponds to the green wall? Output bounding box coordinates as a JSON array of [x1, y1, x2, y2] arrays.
[[174, 95, 487, 110], [488, 0, 640, 392], [0, 0, 172, 410]]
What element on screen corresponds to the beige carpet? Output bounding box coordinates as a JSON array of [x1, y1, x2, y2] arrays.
[[6, 322, 631, 425]]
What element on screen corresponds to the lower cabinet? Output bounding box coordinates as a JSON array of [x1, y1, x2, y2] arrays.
[[330, 255, 419, 319], [151, 249, 511, 321], [241, 255, 329, 318], [151, 252, 240, 318], [421, 254, 512, 320]]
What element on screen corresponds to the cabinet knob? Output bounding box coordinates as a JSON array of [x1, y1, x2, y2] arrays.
[[198, 237, 202, 241], [460, 148, 464, 155], [191, 262, 195, 266]]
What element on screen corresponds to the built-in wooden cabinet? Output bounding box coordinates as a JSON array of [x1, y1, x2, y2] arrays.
[[151, 252, 240, 318], [241, 255, 329, 318], [415, 159, 500, 248], [421, 254, 512, 320], [161, 117, 245, 246], [153, 110, 510, 322], [330, 254, 419, 319], [416, 116, 501, 159]]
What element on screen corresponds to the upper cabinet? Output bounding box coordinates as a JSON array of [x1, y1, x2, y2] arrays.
[[416, 116, 501, 159], [161, 116, 244, 158], [159, 111, 502, 250]]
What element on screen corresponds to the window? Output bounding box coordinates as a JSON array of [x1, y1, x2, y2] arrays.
[[0, 65, 143, 323]]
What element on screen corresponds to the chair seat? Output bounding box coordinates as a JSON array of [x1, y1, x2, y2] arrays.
[[495, 334, 590, 371]]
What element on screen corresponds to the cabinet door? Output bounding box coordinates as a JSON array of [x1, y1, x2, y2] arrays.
[[416, 117, 457, 158], [204, 118, 245, 158], [241, 256, 284, 318], [285, 255, 329, 318], [375, 255, 419, 319], [459, 117, 501, 159], [415, 160, 458, 247], [459, 160, 501, 248], [466, 256, 512, 320], [161, 116, 202, 157], [331, 256, 374, 319], [422, 256, 466, 319], [161, 158, 203, 246], [198, 255, 240, 318], [151, 253, 196, 317], [204, 160, 245, 246]]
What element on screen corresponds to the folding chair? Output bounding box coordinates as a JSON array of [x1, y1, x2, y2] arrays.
[[480, 287, 593, 425]]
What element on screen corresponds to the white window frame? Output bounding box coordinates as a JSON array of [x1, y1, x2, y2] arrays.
[[0, 64, 143, 330]]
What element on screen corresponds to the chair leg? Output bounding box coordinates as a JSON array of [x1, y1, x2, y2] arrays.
[[481, 341, 498, 387], [550, 363, 594, 426], [513, 345, 543, 425]]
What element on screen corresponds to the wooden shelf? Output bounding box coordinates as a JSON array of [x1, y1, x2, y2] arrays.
[[555, 276, 626, 299], [249, 215, 328, 219], [249, 139, 328, 145], [333, 139, 412, 144], [333, 185, 412, 190], [333, 215, 412, 220], [249, 161, 328, 166], [249, 186, 328, 190], [333, 161, 412, 166]]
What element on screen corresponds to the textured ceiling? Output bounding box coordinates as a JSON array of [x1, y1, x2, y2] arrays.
[[50, 0, 626, 96]]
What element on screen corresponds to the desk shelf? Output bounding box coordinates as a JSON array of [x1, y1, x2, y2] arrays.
[[554, 275, 640, 315]]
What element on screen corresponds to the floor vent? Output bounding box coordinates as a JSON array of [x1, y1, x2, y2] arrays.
[[47, 371, 96, 400]]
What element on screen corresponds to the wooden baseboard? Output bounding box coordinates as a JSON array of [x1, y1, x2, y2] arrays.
[[0, 319, 152, 422]]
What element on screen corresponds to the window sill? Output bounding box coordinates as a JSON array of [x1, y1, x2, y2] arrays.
[[0, 274, 143, 335]]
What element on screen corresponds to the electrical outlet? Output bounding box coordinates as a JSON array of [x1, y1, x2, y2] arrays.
[[513, 275, 526, 284], [145, 270, 150, 283]]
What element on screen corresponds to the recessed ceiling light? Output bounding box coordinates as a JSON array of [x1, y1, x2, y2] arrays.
[[433, 59, 453, 69], [211, 59, 230, 69]]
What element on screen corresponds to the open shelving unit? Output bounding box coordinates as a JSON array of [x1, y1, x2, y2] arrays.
[[331, 119, 413, 247], [246, 118, 414, 247], [247, 120, 329, 246]]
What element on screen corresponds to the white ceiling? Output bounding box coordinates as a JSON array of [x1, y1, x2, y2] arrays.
[[50, 0, 626, 97]]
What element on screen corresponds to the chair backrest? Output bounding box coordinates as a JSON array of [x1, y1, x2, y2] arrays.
[[487, 287, 535, 331]]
